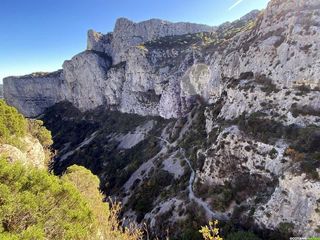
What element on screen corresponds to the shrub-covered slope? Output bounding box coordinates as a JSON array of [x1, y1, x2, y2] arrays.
[[0, 100, 142, 240], [42, 85, 320, 239]]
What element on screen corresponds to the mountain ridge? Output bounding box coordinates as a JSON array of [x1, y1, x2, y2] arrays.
[[4, 0, 320, 119], [4, 6, 263, 118], [2, 1, 320, 237]]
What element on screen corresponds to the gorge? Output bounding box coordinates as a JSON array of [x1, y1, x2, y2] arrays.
[[2, 0, 320, 239]]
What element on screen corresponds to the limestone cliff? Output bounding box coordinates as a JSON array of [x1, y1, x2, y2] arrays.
[[3, 0, 320, 237], [4, 71, 64, 117], [5, 0, 320, 119]]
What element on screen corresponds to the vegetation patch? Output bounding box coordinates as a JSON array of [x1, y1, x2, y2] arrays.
[[0, 158, 142, 240], [42, 101, 169, 194], [0, 100, 27, 149], [291, 103, 320, 118], [129, 170, 174, 222], [255, 74, 279, 95], [237, 112, 320, 180], [178, 105, 207, 169]]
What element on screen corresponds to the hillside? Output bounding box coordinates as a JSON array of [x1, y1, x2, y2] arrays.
[[0, 100, 142, 240], [2, 0, 320, 239]]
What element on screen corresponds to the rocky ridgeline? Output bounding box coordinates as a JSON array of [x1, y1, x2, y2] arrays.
[[3, 0, 320, 237], [4, 0, 320, 119], [88, 17, 217, 63]]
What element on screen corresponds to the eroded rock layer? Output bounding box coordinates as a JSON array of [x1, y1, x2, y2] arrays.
[[3, 0, 320, 238], [4, 0, 320, 119]]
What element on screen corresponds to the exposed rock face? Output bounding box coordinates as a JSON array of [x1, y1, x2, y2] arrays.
[[3, 51, 111, 117], [4, 0, 320, 120], [254, 174, 320, 237], [0, 136, 46, 169], [87, 30, 113, 56], [87, 18, 216, 63], [109, 18, 217, 63], [62, 51, 112, 110], [3, 1, 320, 237], [3, 71, 64, 117]]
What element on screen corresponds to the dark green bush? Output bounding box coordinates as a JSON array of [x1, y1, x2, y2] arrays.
[[0, 157, 94, 239], [226, 231, 261, 240], [0, 100, 27, 148], [255, 74, 279, 95], [278, 222, 294, 239], [0, 159, 142, 240], [130, 170, 174, 219], [28, 119, 53, 148]]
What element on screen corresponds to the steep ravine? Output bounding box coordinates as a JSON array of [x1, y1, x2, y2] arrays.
[[38, 99, 320, 239], [3, 0, 320, 238]]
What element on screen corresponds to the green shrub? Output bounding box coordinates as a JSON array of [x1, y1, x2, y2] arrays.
[[255, 74, 279, 95], [269, 148, 278, 159], [291, 104, 320, 118], [130, 170, 174, 219], [0, 157, 94, 239], [62, 165, 143, 240], [226, 231, 261, 240], [0, 100, 27, 148], [28, 119, 53, 148], [278, 222, 294, 239], [0, 158, 142, 240]]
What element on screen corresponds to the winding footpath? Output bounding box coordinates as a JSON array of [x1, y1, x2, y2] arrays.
[[158, 137, 228, 220]]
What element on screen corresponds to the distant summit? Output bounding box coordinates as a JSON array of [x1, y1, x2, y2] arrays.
[[88, 17, 217, 64]]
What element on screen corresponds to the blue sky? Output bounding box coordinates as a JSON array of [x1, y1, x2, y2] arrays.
[[0, 0, 270, 83]]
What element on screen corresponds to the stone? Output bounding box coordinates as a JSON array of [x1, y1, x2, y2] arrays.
[[3, 0, 320, 121], [0, 136, 46, 169], [3, 70, 64, 117], [61, 50, 112, 111]]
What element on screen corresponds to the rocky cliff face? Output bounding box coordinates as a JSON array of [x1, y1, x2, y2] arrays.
[[4, 0, 320, 119], [4, 71, 64, 117], [3, 0, 320, 238], [88, 18, 217, 63], [42, 94, 320, 238]]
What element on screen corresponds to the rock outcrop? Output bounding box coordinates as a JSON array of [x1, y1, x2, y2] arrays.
[[4, 71, 64, 117], [0, 136, 46, 169], [5, 0, 320, 237], [88, 18, 217, 63], [3, 0, 319, 119], [62, 51, 112, 110], [4, 0, 320, 119], [0, 84, 3, 98]]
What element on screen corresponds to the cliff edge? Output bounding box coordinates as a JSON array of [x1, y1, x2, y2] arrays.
[[3, 0, 320, 119]]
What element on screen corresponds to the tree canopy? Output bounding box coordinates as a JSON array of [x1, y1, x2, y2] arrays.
[[0, 100, 27, 147], [0, 158, 142, 240]]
